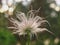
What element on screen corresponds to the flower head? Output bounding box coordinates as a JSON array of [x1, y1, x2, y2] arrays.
[[8, 10, 50, 36]]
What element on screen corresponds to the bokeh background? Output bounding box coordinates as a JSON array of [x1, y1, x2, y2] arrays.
[[0, 0, 60, 45]]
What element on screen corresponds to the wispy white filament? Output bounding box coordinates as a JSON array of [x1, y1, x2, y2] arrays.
[[8, 10, 51, 36]]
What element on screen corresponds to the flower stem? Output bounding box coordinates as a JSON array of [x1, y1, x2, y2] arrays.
[[26, 33, 30, 45]]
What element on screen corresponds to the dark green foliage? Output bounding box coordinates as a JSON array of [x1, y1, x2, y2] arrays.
[[0, 27, 17, 45]]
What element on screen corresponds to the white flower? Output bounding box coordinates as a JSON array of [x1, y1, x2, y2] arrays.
[[8, 10, 51, 36]]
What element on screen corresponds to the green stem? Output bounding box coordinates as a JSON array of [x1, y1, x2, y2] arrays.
[[26, 33, 30, 45]]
